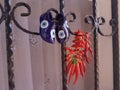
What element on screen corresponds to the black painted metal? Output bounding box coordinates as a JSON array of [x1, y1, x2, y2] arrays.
[[4, 0, 15, 90], [111, 0, 119, 90], [92, 0, 99, 90], [10, 2, 40, 35], [0, 0, 118, 90], [0, 3, 5, 24], [59, 0, 68, 90]]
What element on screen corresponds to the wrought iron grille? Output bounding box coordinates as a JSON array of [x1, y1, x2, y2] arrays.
[[0, 0, 119, 90]]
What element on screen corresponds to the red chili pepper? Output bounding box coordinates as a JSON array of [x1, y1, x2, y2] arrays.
[[66, 54, 72, 60], [84, 53, 90, 63], [68, 64, 75, 84], [66, 57, 71, 63], [66, 61, 72, 75], [65, 47, 72, 51], [82, 61, 86, 73], [73, 63, 80, 84], [86, 43, 94, 57], [79, 61, 85, 77], [85, 32, 92, 39], [86, 39, 92, 45], [88, 47, 94, 57]]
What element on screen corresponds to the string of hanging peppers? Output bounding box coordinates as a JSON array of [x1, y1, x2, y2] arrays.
[[65, 29, 93, 84]]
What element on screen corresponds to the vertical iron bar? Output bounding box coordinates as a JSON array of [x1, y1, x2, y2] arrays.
[[59, 0, 68, 90], [93, 0, 99, 90], [111, 0, 119, 90], [59, 0, 65, 14], [4, 0, 15, 90]]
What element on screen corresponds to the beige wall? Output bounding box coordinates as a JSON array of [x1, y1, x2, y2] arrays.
[[0, 0, 115, 90]]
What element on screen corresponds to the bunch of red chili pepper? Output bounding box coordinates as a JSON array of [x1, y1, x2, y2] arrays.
[[65, 29, 93, 84]]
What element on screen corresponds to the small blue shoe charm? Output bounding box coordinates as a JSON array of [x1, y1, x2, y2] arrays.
[[39, 10, 56, 44], [55, 13, 70, 44]]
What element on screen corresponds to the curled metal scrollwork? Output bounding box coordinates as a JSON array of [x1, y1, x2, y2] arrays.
[[68, 15, 96, 36], [65, 12, 76, 22], [10, 2, 40, 35], [69, 14, 117, 37], [110, 19, 117, 27], [0, 3, 5, 24], [109, 18, 118, 35], [9, 2, 77, 36], [1, 2, 116, 37], [85, 15, 116, 36], [84, 15, 96, 33]]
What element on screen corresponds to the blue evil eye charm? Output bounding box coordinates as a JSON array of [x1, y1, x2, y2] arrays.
[[55, 14, 70, 44], [39, 11, 55, 44]]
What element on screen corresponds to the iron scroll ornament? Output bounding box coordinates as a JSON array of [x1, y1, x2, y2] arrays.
[[0, 2, 76, 36], [0, 2, 116, 38], [84, 15, 117, 36]]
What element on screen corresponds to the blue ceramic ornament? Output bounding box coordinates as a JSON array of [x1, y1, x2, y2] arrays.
[[55, 13, 70, 44], [39, 11, 56, 44]]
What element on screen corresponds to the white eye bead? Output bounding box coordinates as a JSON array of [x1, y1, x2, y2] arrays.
[[50, 29, 55, 38], [41, 20, 49, 28], [58, 30, 65, 39]]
